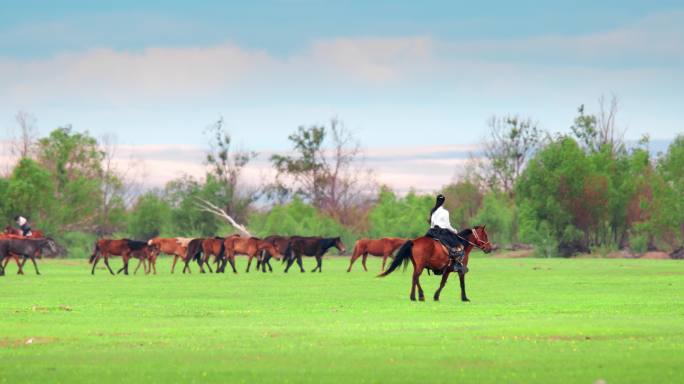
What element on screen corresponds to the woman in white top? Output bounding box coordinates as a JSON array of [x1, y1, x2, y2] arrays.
[[14, 215, 32, 237], [426, 194, 465, 271]]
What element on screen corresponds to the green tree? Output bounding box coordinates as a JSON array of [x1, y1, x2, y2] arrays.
[[127, 193, 172, 240], [441, 181, 483, 230], [4, 158, 56, 232], [366, 187, 433, 239], [36, 126, 105, 231], [472, 192, 516, 246], [516, 137, 608, 255]]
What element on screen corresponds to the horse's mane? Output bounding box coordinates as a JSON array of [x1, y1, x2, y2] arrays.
[[127, 240, 147, 250], [457, 228, 473, 238]]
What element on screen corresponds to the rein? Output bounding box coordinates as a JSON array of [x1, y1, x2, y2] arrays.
[[456, 229, 490, 250]]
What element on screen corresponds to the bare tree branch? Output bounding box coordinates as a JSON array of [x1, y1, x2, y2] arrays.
[[194, 197, 252, 237]]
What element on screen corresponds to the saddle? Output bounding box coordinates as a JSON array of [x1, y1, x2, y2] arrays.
[[432, 239, 468, 273]]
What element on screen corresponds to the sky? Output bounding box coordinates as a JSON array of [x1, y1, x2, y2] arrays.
[[0, 1, 682, 190]]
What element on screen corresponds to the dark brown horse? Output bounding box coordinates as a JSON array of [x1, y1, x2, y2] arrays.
[[184, 236, 236, 274], [284, 236, 346, 273], [0, 238, 57, 275], [379, 226, 492, 302], [347, 237, 408, 272], [89, 239, 159, 275], [258, 235, 290, 272], [221, 236, 282, 273]]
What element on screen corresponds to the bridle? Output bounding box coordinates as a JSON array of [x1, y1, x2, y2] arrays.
[[456, 228, 491, 250]]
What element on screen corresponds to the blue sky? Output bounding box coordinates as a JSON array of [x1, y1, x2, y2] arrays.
[[1, 1, 682, 160]]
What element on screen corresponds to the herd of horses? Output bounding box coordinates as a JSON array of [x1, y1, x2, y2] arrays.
[[1, 225, 492, 302]]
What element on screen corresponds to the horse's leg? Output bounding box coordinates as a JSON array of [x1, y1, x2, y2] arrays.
[[358, 252, 368, 272], [296, 254, 305, 273], [246, 254, 253, 273], [284, 254, 293, 273], [227, 255, 238, 274], [171, 255, 178, 273], [103, 255, 115, 275], [134, 259, 143, 275], [347, 250, 360, 272], [434, 270, 451, 301], [91, 254, 101, 275], [29, 256, 40, 275], [415, 268, 425, 301], [205, 256, 214, 273], [458, 271, 470, 302], [13, 255, 24, 275], [311, 255, 322, 273]]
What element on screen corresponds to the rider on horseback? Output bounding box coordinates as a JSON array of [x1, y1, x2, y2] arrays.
[[14, 215, 32, 237], [426, 194, 465, 272]]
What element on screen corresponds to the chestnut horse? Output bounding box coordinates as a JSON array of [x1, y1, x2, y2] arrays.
[[221, 236, 282, 273], [148, 237, 190, 274], [4, 226, 45, 239], [378, 226, 492, 302], [283, 236, 347, 273], [90, 239, 159, 275], [347, 237, 408, 273]]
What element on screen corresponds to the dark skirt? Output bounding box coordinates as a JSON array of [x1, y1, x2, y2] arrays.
[[426, 227, 462, 248]]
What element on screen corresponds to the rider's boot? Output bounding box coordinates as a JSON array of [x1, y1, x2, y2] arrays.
[[449, 245, 467, 273]]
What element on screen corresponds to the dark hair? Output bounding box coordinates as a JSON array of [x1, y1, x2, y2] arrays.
[[427, 194, 445, 224]]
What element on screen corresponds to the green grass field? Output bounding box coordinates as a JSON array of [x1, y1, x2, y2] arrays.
[[1, 255, 683, 383]]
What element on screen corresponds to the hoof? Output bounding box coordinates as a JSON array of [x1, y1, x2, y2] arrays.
[[419, 296, 425, 302], [462, 298, 470, 302]]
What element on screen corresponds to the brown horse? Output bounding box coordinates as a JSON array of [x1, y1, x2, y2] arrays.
[[148, 237, 190, 274], [378, 226, 492, 302], [4, 226, 45, 238], [347, 237, 408, 273], [221, 236, 282, 273], [184, 236, 237, 274], [258, 235, 290, 272], [132, 245, 161, 275], [284, 236, 347, 273], [89, 239, 159, 275]]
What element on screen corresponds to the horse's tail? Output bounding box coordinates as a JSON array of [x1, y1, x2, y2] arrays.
[[89, 241, 100, 264], [378, 241, 412, 277]]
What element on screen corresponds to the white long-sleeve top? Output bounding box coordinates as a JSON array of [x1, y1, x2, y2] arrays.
[[430, 206, 457, 233], [16, 216, 27, 226]]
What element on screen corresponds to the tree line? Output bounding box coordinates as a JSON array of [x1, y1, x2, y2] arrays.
[[1, 97, 683, 257]]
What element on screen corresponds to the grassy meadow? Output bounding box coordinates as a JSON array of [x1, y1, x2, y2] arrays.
[[1, 255, 683, 383]]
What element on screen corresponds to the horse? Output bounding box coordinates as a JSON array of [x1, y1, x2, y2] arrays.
[[183, 236, 235, 274], [378, 226, 492, 302], [283, 236, 347, 273], [89, 239, 159, 275], [132, 244, 161, 275], [258, 235, 290, 272], [148, 237, 190, 274], [4, 226, 45, 238], [221, 236, 282, 273], [0, 238, 58, 275], [0, 234, 28, 273], [347, 237, 408, 272]]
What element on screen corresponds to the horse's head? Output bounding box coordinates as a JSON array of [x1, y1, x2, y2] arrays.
[[43, 237, 59, 255], [334, 237, 347, 255], [258, 242, 281, 260], [4, 226, 18, 235], [471, 225, 492, 254]]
